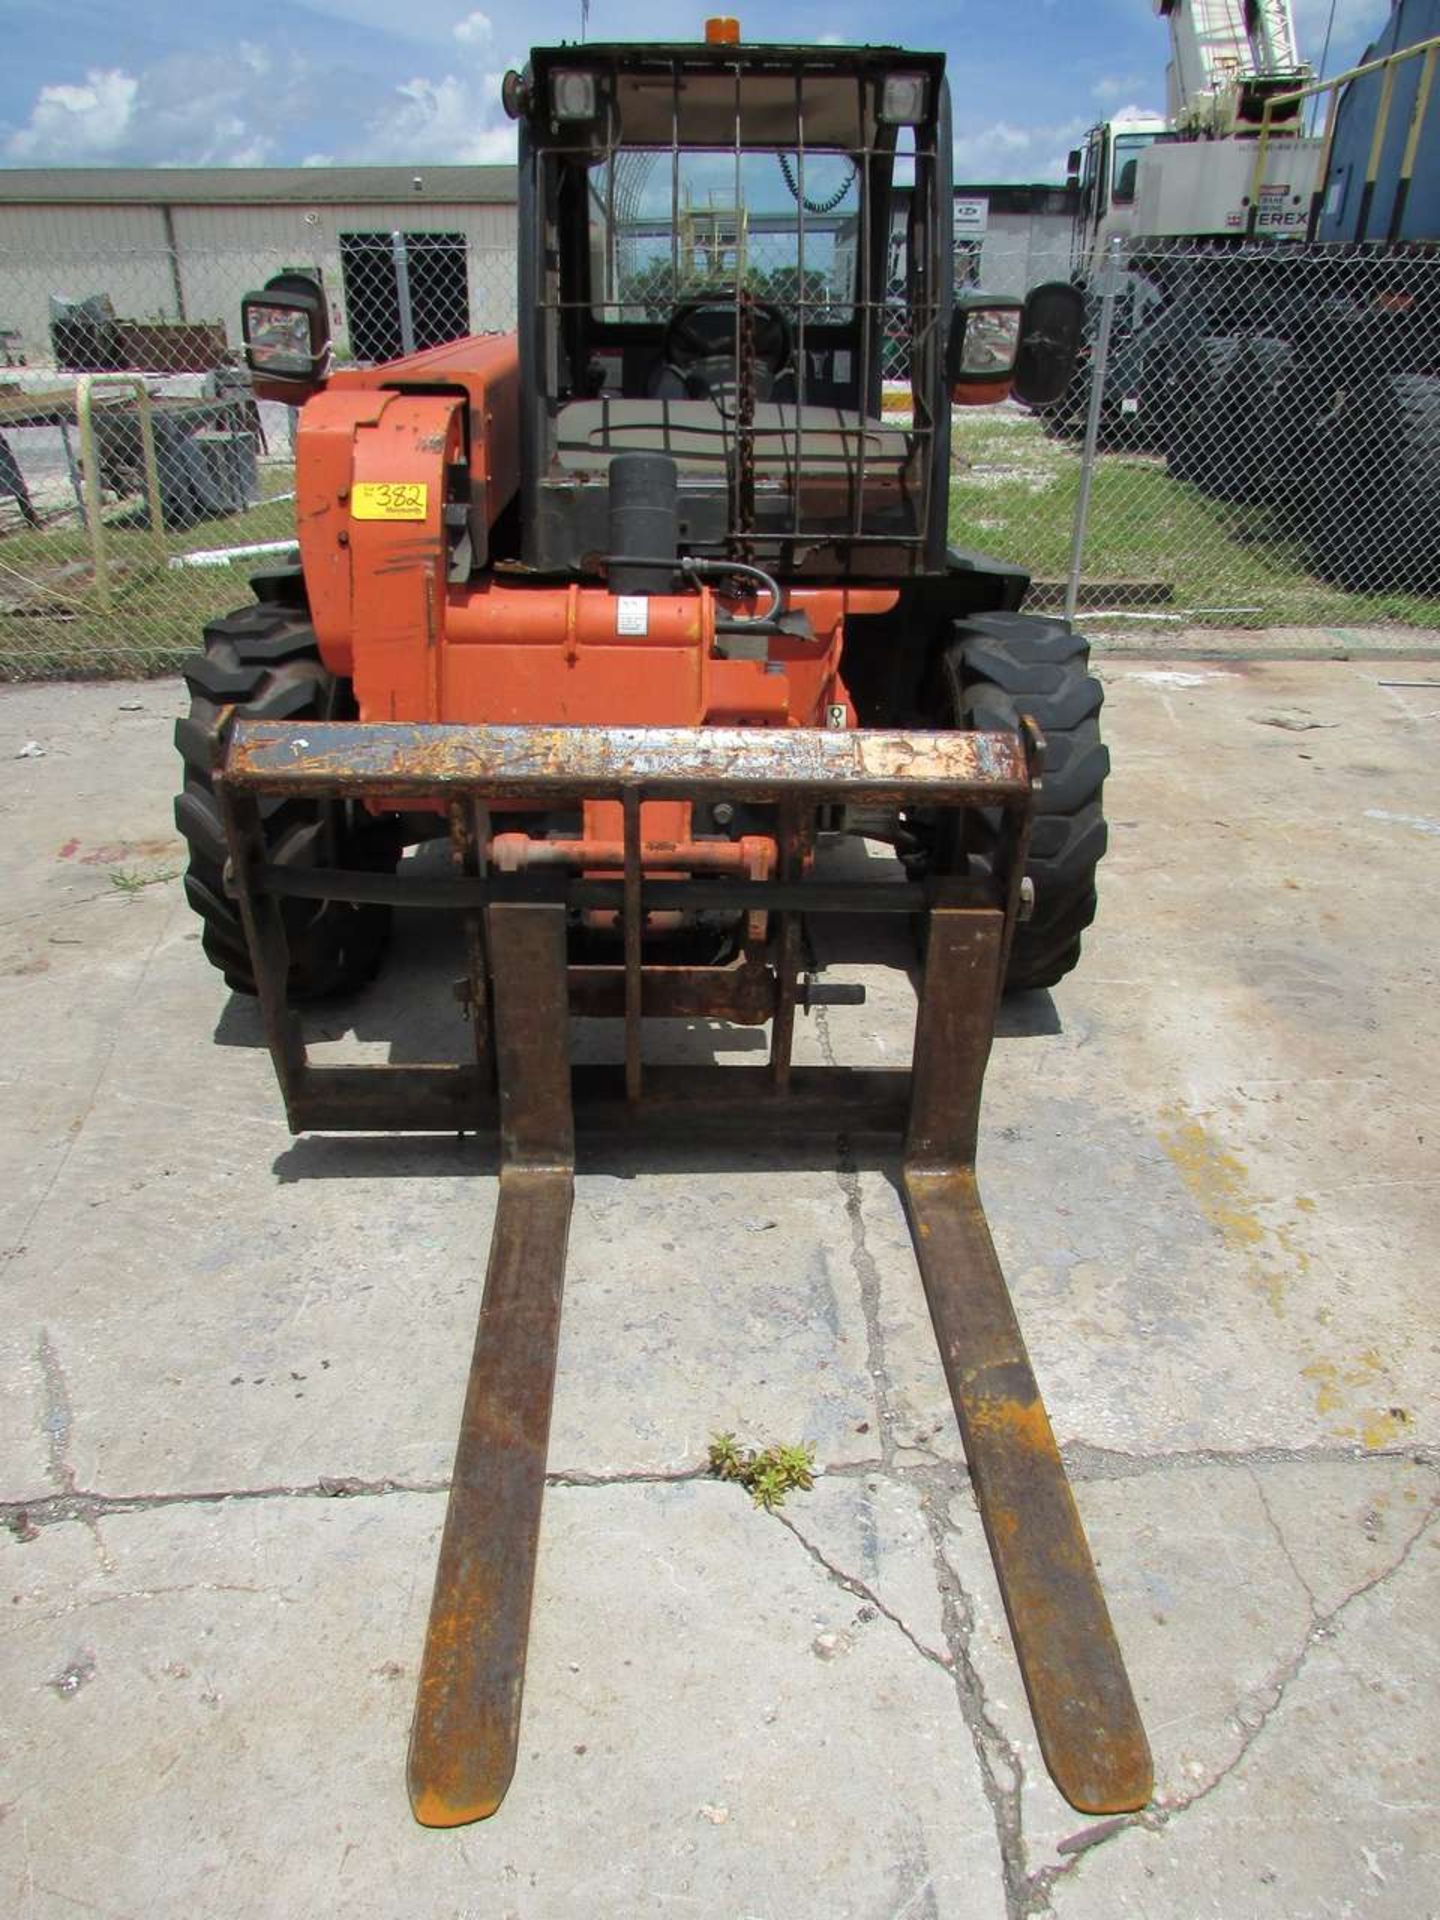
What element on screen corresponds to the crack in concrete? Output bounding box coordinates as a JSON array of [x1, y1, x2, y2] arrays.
[[811, 1004, 895, 1471], [1155, 1492, 1440, 1821], [916, 1478, 1034, 1920], [547, 1465, 710, 1490], [771, 1506, 952, 1675], [1025, 1492, 1440, 1912], [2, 1477, 448, 1538], [29, 1328, 119, 1573], [4, 1580, 294, 1641], [8, 1442, 1431, 1543], [817, 1439, 1437, 1495], [811, 1003, 1034, 1919], [0, 1466, 717, 1539], [1250, 1466, 1319, 1618]]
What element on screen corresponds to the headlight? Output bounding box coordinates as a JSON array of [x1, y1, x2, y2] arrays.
[[879, 73, 929, 125], [243, 303, 315, 377], [550, 70, 598, 121], [240, 272, 330, 384]]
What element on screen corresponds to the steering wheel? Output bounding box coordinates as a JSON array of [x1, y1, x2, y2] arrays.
[[661, 297, 793, 393]]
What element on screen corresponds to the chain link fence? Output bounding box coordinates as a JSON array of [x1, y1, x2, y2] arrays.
[[0, 239, 516, 679], [2, 232, 1437, 680], [1004, 237, 1440, 632]]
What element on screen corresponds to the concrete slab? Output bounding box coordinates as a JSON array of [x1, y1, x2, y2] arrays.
[[1, 1486, 1006, 1920], [1, 653, 1438, 1917], [1091, 623, 1440, 660], [941, 1456, 1439, 1899], [1037, 1467, 1440, 1919]]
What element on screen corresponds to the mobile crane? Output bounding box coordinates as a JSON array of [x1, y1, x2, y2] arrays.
[[1073, 0, 1322, 269]]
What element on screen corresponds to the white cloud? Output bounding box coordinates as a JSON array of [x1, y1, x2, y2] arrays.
[[361, 71, 516, 163], [6, 68, 139, 161], [953, 115, 1090, 184], [1, 49, 307, 165], [453, 10, 493, 45], [1108, 101, 1162, 124], [1091, 73, 1143, 105], [2, 45, 521, 170]]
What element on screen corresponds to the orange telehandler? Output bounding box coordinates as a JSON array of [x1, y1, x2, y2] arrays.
[[176, 24, 1150, 1827]]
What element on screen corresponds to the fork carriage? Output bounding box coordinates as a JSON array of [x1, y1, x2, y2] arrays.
[[216, 713, 1151, 1826]]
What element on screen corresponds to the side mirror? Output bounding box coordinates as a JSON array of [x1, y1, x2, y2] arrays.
[[1066, 147, 1082, 183], [947, 295, 1024, 404], [1012, 282, 1085, 408], [241, 271, 331, 390]]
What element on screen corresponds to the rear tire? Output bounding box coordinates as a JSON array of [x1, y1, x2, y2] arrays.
[[174, 600, 400, 1001], [1215, 336, 1294, 509], [1164, 335, 1243, 490], [914, 612, 1109, 993], [1386, 374, 1440, 591]]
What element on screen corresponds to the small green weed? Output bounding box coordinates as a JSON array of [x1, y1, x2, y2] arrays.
[[109, 866, 179, 895], [707, 1431, 817, 1512]]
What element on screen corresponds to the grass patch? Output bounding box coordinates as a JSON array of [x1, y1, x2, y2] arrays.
[[0, 465, 297, 680], [949, 410, 1440, 630]]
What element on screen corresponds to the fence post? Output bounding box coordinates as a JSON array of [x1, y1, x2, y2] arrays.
[[392, 232, 417, 356], [132, 384, 167, 561], [1063, 235, 1122, 627], [75, 374, 113, 615], [76, 374, 172, 615]]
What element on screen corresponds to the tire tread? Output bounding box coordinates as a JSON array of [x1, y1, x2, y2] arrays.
[[946, 614, 1109, 992], [173, 602, 396, 1002]]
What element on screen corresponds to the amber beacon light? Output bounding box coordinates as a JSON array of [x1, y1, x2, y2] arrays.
[[705, 16, 741, 42]]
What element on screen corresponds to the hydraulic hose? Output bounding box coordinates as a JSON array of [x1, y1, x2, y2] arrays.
[[679, 554, 785, 629]]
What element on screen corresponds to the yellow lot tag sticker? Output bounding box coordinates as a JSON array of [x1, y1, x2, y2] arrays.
[[352, 482, 428, 520]]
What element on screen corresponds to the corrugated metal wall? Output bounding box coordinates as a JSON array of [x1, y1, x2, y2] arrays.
[[0, 196, 520, 352], [0, 205, 178, 345], [975, 213, 1075, 294]]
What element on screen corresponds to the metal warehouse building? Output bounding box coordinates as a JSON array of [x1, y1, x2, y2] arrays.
[[0, 166, 520, 364], [947, 183, 1078, 293]]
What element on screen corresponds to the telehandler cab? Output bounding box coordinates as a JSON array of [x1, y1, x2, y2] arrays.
[[177, 22, 1149, 1827]]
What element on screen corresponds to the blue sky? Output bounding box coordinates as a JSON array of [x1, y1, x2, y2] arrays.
[[0, 0, 1395, 179]]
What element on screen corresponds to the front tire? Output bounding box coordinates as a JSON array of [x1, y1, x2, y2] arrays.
[[174, 599, 399, 1001], [926, 612, 1109, 993]]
